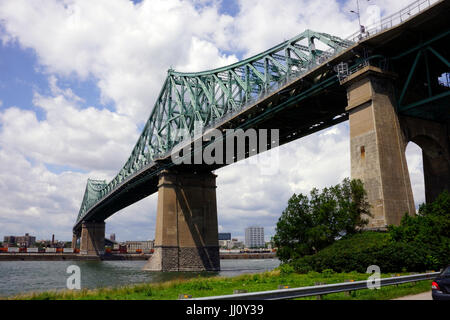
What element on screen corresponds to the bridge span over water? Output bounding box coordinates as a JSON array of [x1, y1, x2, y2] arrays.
[[73, 0, 450, 271]]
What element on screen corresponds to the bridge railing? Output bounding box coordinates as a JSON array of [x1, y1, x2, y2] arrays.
[[347, 0, 441, 43]]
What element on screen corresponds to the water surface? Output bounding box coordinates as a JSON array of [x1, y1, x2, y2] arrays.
[[0, 259, 280, 297]]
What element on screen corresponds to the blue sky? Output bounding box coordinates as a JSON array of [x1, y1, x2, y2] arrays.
[[0, 0, 423, 243]]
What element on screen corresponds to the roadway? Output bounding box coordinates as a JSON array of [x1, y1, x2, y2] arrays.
[[394, 291, 432, 300]]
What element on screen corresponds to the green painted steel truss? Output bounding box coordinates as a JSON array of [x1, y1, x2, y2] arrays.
[[76, 30, 353, 223], [394, 29, 450, 119]]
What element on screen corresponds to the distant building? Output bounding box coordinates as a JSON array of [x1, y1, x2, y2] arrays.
[[218, 233, 231, 241], [230, 240, 244, 249], [34, 237, 65, 248], [110, 233, 116, 241], [3, 234, 36, 248], [218, 240, 227, 248], [3, 236, 15, 247], [245, 226, 264, 248], [104, 238, 117, 248], [220, 238, 244, 249], [125, 241, 154, 252]]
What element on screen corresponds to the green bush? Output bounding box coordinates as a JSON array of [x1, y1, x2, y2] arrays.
[[290, 191, 450, 273], [292, 232, 390, 273], [277, 263, 295, 275]]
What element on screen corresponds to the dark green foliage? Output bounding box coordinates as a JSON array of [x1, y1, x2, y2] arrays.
[[273, 178, 371, 263], [289, 191, 450, 273], [291, 232, 390, 273], [388, 190, 450, 270]]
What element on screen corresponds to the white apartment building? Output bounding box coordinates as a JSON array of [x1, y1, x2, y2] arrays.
[[245, 226, 265, 248]]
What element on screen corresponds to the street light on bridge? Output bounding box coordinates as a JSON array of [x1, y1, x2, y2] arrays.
[[350, 0, 371, 36]]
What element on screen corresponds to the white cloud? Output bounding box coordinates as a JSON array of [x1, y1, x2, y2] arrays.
[[0, 77, 139, 173], [0, 148, 88, 240], [215, 124, 351, 240], [405, 142, 426, 210], [0, 0, 237, 123]]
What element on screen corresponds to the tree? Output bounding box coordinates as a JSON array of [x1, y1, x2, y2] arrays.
[[273, 178, 371, 263], [388, 190, 450, 268]]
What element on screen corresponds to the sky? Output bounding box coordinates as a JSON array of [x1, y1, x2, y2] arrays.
[[0, 0, 425, 243]]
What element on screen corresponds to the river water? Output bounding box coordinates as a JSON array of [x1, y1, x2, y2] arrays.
[[0, 259, 280, 297]]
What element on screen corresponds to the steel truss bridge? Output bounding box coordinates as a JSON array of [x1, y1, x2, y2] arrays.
[[74, 0, 450, 233]]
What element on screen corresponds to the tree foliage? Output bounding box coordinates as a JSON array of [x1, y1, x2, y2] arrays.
[[288, 190, 450, 273], [388, 190, 450, 268], [273, 178, 371, 263]]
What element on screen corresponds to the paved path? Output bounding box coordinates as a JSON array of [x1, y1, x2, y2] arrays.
[[393, 291, 432, 300]]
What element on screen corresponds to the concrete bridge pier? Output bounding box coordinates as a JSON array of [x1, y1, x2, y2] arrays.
[[79, 221, 105, 255], [143, 169, 220, 272], [71, 233, 79, 249], [343, 66, 416, 229]]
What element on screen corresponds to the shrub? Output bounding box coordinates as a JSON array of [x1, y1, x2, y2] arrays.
[[289, 191, 450, 273], [278, 263, 295, 275]]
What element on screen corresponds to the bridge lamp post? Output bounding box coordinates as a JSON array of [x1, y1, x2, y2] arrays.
[[350, 0, 370, 35]]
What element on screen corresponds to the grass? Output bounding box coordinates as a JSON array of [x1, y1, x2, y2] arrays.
[[4, 269, 432, 300]]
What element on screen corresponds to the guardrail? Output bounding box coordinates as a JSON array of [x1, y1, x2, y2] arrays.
[[346, 0, 441, 43], [192, 272, 440, 300]]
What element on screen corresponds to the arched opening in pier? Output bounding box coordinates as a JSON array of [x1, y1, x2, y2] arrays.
[[405, 141, 425, 212]]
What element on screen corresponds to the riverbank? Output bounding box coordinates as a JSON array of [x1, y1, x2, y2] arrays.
[[220, 253, 276, 259], [0, 253, 151, 261], [0, 252, 276, 261], [5, 269, 432, 300]]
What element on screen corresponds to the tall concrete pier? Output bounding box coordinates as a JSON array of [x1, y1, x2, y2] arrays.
[[143, 170, 220, 271], [344, 66, 416, 228], [345, 66, 450, 228], [80, 221, 105, 256], [71, 233, 78, 249]]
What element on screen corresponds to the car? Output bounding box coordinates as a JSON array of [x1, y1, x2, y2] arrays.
[[432, 265, 450, 300]]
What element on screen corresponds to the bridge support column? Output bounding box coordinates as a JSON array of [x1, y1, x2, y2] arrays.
[[80, 221, 105, 255], [343, 66, 415, 228], [143, 170, 220, 272], [71, 233, 78, 249]]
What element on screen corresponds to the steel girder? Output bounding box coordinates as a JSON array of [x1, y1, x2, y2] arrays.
[[392, 28, 450, 121], [75, 30, 353, 223]]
